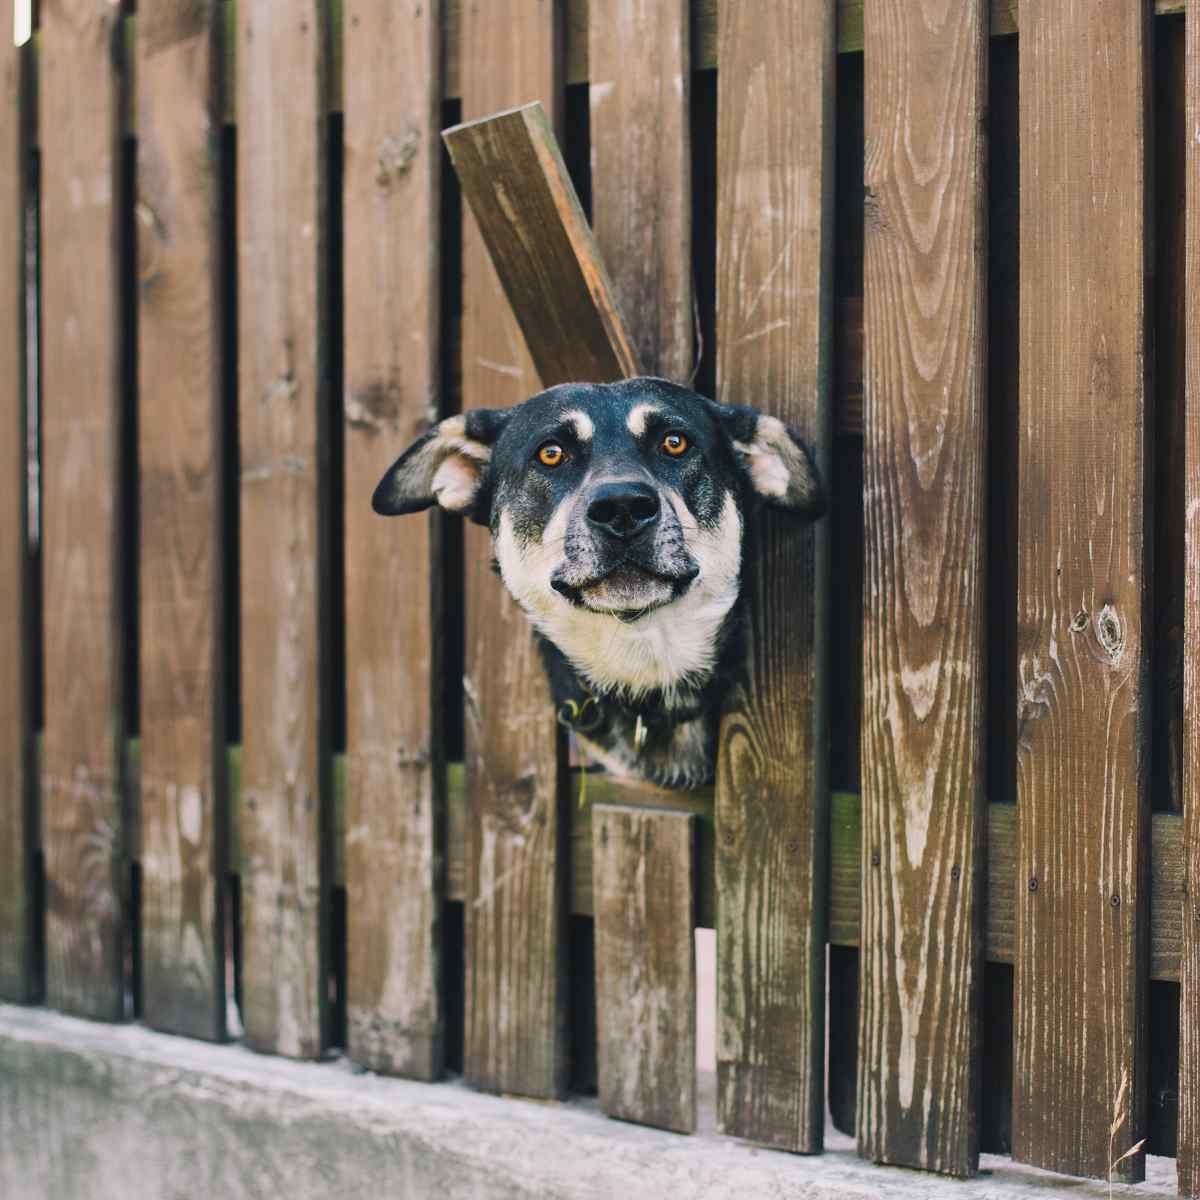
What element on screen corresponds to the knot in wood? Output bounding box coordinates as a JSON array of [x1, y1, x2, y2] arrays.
[[1095, 603, 1124, 664], [376, 131, 420, 187]]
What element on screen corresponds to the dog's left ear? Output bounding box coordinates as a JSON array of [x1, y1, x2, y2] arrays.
[[711, 403, 826, 517]]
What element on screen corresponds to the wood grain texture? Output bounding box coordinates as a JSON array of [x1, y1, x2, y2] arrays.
[[0, 17, 31, 1004], [458, 0, 567, 1099], [443, 103, 639, 386], [1014, 0, 1150, 1180], [858, 0, 987, 1176], [1180, 2, 1200, 1191], [588, 0, 691, 381], [713, 0, 835, 1154], [342, 0, 444, 1080], [593, 805, 696, 1134], [136, 0, 226, 1042], [235, 0, 329, 1058], [38, 0, 128, 1020]]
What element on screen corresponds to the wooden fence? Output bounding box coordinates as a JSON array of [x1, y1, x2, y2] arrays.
[[1, 0, 1198, 1191]]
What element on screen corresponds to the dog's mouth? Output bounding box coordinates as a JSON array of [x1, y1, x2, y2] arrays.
[[550, 561, 698, 621]]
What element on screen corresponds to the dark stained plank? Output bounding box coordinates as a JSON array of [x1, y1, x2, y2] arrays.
[[713, 0, 835, 1154], [38, 0, 128, 1021], [457, 0, 568, 1099], [593, 805, 696, 1133], [0, 14, 32, 1004], [136, 0, 226, 1042], [342, 0, 444, 1080], [588, 0, 691, 381], [1013, 0, 1150, 1180], [443, 103, 639, 387], [858, 0, 987, 1176], [1180, 2, 1200, 1190], [235, 0, 329, 1058]]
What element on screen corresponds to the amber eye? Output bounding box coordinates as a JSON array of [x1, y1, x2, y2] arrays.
[[537, 442, 566, 467], [661, 431, 689, 457]]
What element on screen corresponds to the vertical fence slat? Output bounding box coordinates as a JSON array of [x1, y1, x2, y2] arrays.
[[459, 1, 567, 1099], [593, 805, 695, 1134], [39, 0, 127, 1021], [236, 0, 330, 1058], [1180, 2, 1200, 1192], [588, 0, 690, 382], [1013, 0, 1150, 1181], [713, 0, 835, 1153], [136, 0, 227, 1042], [343, 0, 444, 1079], [0, 8, 31, 1004], [857, 0, 988, 1177]]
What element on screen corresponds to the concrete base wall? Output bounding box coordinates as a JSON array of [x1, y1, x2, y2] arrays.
[[0, 1005, 1177, 1200]]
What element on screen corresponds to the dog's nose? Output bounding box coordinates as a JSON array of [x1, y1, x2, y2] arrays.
[[586, 481, 661, 541]]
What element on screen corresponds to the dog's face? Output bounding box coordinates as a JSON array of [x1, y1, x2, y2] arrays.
[[373, 378, 824, 700]]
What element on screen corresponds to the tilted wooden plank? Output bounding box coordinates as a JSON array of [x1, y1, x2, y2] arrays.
[[235, 0, 330, 1058], [39, 0, 128, 1021], [589, 0, 691, 381], [0, 12, 32, 1004], [713, 0, 835, 1154], [1014, 0, 1150, 1180], [858, 0, 987, 1176], [343, 0, 444, 1080], [593, 805, 696, 1133], [457, 2, 569, 1100], [136, 0, 227, 1042], [1180, 3, 1200, 1192]]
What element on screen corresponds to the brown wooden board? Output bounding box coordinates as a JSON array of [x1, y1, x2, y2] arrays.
[[38, 0, 128, 1020], [1180, 3, 1200, 1192], [592, 804, 696, 1133], [1014, 0, 1150, 1181], [342, 0, 444, 1079], [588, 0, 690, 382], [0, 14, 31, 1004], [136, 0, 227, 1042], [858, 0, 987, 1177], [235, 0, 329, 1058], [713, 0, 835, 1154], [457, 2, 568, 1100]]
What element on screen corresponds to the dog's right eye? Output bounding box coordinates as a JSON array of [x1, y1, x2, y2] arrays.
[[537, 442, 566, 467]]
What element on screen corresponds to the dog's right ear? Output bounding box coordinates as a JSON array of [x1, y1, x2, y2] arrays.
[[372, 410, 510, 520]]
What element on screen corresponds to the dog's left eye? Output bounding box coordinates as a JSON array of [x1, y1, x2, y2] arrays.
[[537, 442, 566, 467], [661, 431, 689, 457]]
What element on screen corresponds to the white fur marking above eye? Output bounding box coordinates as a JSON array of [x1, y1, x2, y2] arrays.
[[626, 403, 662, 438], [563, 409, 594, 441]]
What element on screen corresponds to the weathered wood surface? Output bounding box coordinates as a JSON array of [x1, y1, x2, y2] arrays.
[[1180, 4, 1200, 1192], [343, 0, 444, 1080], [236, 0, 329, 1058], [713, 0, 835, 1154], [444, 103, 639, 388], [136, 0, 226, 1042], [593, 805, 696, 1133], [1014, 0, 1150, 1180], [458, 0, 568, 1099], [0, 15, 31, 1004], [39, 0, 128, 1020], [588, 0, 691, 381], [858, 0, 987, 1176]]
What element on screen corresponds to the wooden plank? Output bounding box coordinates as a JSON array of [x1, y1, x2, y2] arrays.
[[589, 0, 691, 381], [342, 0, 444, 1080], [443, 103, 639, 387], [713, 0, 835, 1154], [136, 0, 227, 1042], [1180, 1, 1200, 1190], [39, 0, 128, 1021], [1014, 0, 1150, 1180], [593, 805, 696, 1133], [0, 10, 31, 1004], [858, 0, 987, 1176], [235, 0, 330, 1058], [457, 1, 567, 1100]]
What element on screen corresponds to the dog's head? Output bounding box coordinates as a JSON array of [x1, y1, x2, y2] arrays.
[[373, 377, 824, 699]]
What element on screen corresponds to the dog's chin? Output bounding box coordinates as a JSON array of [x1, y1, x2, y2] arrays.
[[576, 566, 682, 622]]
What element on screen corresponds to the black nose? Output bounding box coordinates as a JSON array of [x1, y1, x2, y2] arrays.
[[586, 481, 661, 541]]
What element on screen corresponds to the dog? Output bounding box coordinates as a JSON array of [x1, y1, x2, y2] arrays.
[[372, 377, 825, 789]]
